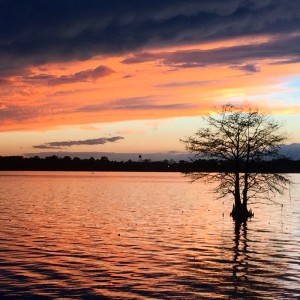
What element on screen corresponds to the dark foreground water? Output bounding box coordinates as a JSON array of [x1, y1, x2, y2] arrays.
[[0, 172, 299, 299]]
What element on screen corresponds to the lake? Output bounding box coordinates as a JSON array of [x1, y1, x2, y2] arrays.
[[0, 171, 299, 299]]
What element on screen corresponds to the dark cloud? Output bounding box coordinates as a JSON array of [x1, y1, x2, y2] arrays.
[[122, 35, 300, 69], [0, 0, 300, 76], [32, 144, 60, 150], [78, 96, 197, 112], [27, 65, 114, 86], [33, 136, 124, 149]]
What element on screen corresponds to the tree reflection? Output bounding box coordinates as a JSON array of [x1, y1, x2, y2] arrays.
[[184, 171, 292, 298], [185, 171, 290, 221], [229, 219, 294, 299], [232, 221, 251, 298]]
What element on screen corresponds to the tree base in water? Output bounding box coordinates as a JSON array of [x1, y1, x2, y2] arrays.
[[230, 205, 254, 222]]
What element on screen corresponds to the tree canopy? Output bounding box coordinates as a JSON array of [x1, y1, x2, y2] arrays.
[[183, 104, 286, 162]]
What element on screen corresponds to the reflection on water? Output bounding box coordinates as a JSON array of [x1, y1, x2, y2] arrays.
[[0, 172, 299, 299]]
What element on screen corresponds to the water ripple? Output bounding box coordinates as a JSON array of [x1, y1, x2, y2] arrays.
[[0, 171, 299, 299]]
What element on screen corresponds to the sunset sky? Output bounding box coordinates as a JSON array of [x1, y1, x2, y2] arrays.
[[0, 0, 300, 159]]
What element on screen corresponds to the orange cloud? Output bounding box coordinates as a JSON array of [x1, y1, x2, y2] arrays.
[[0, 40, 300, 132]]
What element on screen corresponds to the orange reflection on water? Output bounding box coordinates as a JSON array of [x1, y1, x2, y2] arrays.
[[0, 172, 299, 299]]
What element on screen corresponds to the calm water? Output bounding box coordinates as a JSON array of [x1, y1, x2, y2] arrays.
[[0, 172, 299, 299]]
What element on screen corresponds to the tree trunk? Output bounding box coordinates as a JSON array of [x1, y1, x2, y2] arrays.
[[231, 172, 253, 221], [234, 171, 242, 207]]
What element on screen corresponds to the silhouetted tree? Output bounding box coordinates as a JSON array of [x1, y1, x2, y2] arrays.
[[182, 104, 290, 221]]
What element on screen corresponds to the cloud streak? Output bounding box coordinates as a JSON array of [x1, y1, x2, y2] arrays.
[[77, 97, 197, 112], [0, 95, 197, 131], [122, 35, 300, 70], [27, 65, 114, 86], [33, 136, 124, 149], [155, 80, 216, 88]]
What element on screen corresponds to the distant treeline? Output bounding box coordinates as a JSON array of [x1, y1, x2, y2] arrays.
[[0, 155, 300, 173]]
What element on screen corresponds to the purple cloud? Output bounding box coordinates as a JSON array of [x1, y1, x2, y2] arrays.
[[122, 35, 300, 71], [33, 136, 124, 149], [27, 65, 114, 86]]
